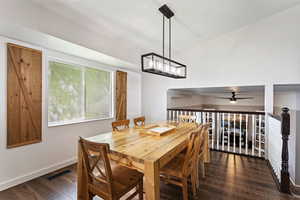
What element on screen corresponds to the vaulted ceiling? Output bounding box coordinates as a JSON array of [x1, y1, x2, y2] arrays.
[[29, 0, 300, 65]]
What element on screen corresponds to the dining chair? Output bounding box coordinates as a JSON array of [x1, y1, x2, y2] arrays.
[[133, 116, 145, 127], [178, 115, 196, 123], [160, 126, 204, 200], [111, 119, 130, 131], [79, 137, 144, 200], [195, 124, 210, 190]]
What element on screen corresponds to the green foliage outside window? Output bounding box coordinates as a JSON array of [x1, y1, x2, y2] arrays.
[[48, 61, 112, 125]]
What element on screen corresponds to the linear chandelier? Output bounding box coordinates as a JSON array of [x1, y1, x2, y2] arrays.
[[141, 4, 187, 79]]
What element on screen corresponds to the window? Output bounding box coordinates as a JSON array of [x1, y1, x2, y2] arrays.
[[48, 61, 113, 126]]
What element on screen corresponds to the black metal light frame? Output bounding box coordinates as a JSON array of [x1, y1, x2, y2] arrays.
[[141, 4, 187, 79], [141, 53, 187, 79]]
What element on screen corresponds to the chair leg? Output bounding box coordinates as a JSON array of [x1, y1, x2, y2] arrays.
[[195, 160, 200, 190], [191, 171, 197, 197], [138, 179, 143, 200], [182, 178, 189, 200], [201, 162, 205, 178]]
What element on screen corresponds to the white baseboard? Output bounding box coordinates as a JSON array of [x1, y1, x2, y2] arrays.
[[0, 157, 77, 191], [290, 177, 300, 188]]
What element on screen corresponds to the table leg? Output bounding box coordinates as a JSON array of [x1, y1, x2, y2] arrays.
[[77, 143, 89, 200], [144, 160, 160, 200]]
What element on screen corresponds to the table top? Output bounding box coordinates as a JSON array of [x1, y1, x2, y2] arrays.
[[86, 122, 198, 163]]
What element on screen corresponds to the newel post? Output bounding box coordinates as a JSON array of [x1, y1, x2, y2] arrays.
[[280, 107, 290, 193]]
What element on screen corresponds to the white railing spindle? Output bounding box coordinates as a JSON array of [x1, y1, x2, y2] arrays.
[[233, 114, 236, 153], [259, 115, 262, 157], [222, 113, 225, 151], [239, 114, 242, 154], [252, 114, 255, 156], [212, 112, 215, 149], [228, 113, 231, 152], [245, 114, 248, 155], [217, 112, 220, 150]]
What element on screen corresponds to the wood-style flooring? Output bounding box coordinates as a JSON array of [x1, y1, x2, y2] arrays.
[[0, 151, 298, 200]]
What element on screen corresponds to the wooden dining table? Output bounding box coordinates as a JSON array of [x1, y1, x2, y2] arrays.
[[77, 122, 210, 200]]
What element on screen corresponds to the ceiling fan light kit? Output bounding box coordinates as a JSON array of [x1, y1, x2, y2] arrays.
[[141, 4, 187, 79], [230, 99, 237, 104]]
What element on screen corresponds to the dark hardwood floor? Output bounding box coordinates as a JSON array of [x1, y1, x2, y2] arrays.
[[0, 151, 298, 200]]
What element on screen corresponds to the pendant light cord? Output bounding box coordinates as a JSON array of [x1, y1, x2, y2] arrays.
[[169, 18, 171, 60], [163, 15, 165, 61]]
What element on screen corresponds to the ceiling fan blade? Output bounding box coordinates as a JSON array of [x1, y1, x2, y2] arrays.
[[235, 97, 254, 99], [216, 97, 230, 99]]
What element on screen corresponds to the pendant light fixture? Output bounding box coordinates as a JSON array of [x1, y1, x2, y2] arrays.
[[141, 4, 187, 79]]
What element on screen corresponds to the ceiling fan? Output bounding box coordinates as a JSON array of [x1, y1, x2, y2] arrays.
[[216, 92, 253, 104]]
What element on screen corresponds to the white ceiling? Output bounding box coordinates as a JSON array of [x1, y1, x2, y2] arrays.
[[29, 0, 300, 58]]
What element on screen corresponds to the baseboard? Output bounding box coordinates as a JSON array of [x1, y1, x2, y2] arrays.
[[0, 157, 77, 191], [290, 178, 300, 196], [266, 164, 300, 196]]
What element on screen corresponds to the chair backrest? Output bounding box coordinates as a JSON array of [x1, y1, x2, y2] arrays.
[[79, 137, 113, 194], [199, 124, 210, 158], [182, 125, 205, 176], [178, 115, 196, 123], [133, 116, 145, 127], [112, 119, 130, 131]]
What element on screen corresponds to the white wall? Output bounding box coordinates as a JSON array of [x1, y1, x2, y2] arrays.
[[268, 116, 282, 182], [142, 5, 300, 122], [296, 96, 300, 185], [274, 92, 298, 111], [0, 36, 142, 190]]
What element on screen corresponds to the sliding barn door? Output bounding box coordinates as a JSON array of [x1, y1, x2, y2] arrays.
[[7, 43, 42, 148], [116, 71, 127, 120]]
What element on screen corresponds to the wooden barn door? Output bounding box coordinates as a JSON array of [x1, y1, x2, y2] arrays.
[[7, 43, 42, 148], [115, 71, 127, 120]]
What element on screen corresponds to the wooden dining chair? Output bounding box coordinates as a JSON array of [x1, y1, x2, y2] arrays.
[[111, 119, 130, 131], [160, 126, 204, 200], [195, 124, 210, 191], [79, 137, 144, 200], [178, 115, 196, 123], [133, 116, 145, 127]]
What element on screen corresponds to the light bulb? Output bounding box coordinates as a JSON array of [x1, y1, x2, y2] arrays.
[[230, 100, 236, 104], [171, 67, 176, 74], [176, 68, 181, 76], [165, 64, 170, 72], [158, 62, 163, 71], [153, 60, 158, 70], [148, 59, 154, 68]]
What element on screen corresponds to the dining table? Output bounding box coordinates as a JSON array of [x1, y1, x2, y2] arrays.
[[77, 121, 210, 200]]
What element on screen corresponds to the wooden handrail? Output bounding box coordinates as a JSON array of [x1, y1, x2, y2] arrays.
[[268, 113, 281, 121], [280, 107, 290, 194], [167, 108, 265, 115]]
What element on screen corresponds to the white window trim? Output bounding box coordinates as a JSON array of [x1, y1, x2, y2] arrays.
[[47, 57, 115, 127], [48, 117, 114, 127]]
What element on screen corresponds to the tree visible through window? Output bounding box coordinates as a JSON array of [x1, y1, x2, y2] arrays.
[[48, 61, 112, 125]]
